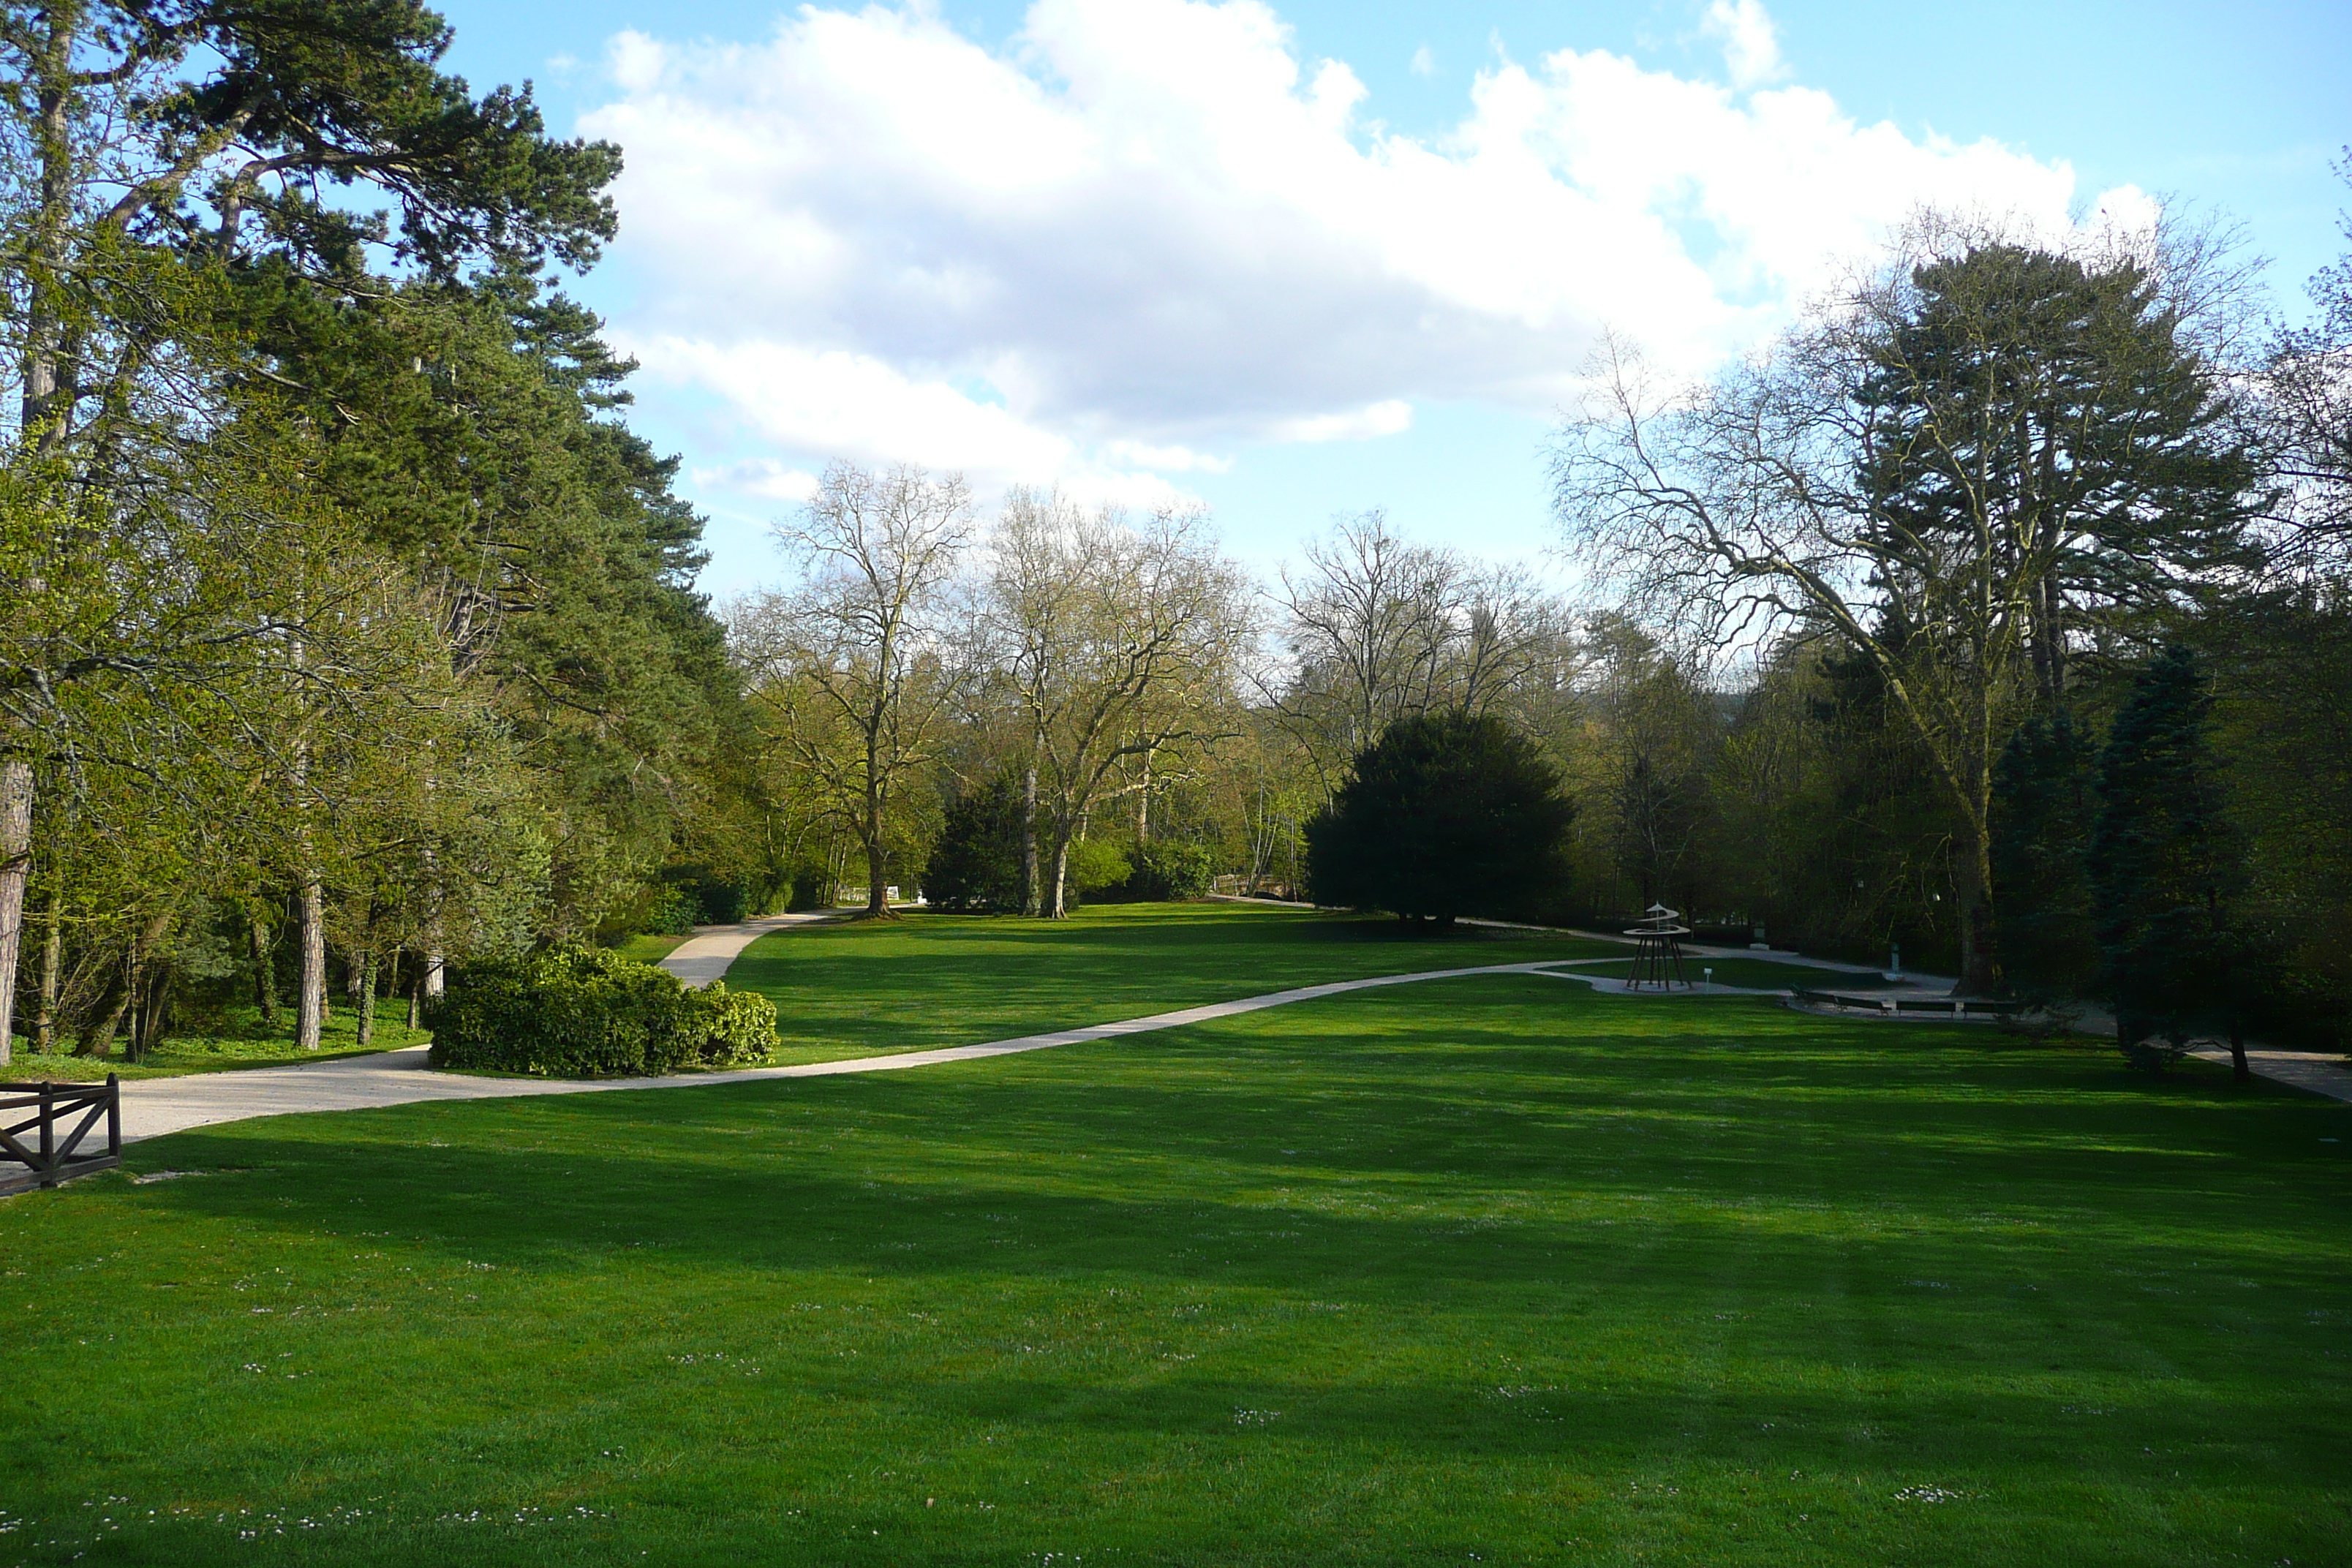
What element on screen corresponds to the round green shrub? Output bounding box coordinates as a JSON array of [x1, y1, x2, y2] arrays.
[[426, 948, 780, 1077]]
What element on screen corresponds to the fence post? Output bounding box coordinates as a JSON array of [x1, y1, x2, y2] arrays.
[[38, 1080, 53, 1186], [106, 1073, 121, 1159]]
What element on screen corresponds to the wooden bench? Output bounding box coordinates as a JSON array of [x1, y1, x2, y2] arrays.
[[1790, 988, 2022, 1019]]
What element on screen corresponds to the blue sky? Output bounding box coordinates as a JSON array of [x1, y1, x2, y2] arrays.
[[432, 0, 2349, 598]]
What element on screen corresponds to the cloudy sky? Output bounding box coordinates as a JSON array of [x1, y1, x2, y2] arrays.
[[434, 0, 2349, 594]]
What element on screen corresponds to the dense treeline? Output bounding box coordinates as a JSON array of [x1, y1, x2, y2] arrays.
[[0, 0, 772, 1065], [755, 195, 2352, 1059]]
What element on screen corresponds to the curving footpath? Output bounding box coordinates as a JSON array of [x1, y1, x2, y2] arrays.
[[72, 921, 2352, 1147]]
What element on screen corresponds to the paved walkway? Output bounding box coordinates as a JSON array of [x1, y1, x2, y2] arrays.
[[659, 911, 838, 987]]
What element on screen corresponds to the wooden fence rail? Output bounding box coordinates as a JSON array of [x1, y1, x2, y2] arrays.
[[0, 1077, 122, 1196]]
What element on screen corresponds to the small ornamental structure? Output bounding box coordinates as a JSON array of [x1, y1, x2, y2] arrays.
[[1625, 903, 1693, 991]]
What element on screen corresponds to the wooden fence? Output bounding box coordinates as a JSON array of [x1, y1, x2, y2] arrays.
[[0, 1077, 122, 1196]]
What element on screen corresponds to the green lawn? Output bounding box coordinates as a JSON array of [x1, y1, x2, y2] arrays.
[[2, 908, 2347, 1566], [605, 932, 690, 966], [1, 998, 430, 1082], [731, 902, 1624, 1063]]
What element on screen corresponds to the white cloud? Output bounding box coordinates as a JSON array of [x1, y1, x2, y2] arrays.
[[690, 458, 821, 502], [1410, 44, 1436, 78], [583, 0, 2125, 497], [1701, 0, 1787, 91]]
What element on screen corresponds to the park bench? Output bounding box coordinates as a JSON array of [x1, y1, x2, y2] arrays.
[[0, 1077, 123, 1196], [1790, 987, 2022, 1020]]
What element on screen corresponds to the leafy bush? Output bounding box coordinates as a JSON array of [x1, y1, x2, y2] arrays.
[[1065, 837, 1131, 894], [1122, 840, 1216, 901], [698, 984, 780, 1065], [640, 883, 700, 936], [426, 947, 779, 1077]]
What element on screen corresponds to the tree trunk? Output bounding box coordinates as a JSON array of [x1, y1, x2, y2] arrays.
[[0, 760, 31, 1066], [1021, 762, 1041, 917], [1953, 813, 1999, 996], [2228, 1019, 2250, 1085], [356, 950, 377, 1049], [77, 972, 129, 1060], [1137, 750, 1153, 843], [863, 735, 891, 916], [1044, 825, 1074, 919], [34, 885, 61, 1052], [295, 875, 326, 1050], [407, 952, 423, 1029], [251, 911, 279, 1022]]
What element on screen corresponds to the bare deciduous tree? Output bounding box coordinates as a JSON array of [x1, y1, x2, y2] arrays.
[[987, 491, 1251, 918], [1270, 512, 1563, 791], [741, 463, 973, 918]]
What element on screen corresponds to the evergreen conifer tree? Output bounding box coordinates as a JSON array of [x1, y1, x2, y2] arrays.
[[2089, 647, 2253, 1076], [1991, 711, 2098, 1006], [1305, 712, 1573, 926]]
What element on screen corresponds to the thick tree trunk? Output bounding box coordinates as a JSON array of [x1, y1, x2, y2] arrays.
[[1021, 763, 1041, 917], [2228, 1020, 2250, 1085], [34, 886, 61, 1052], [1953, 801, 1999, 996], [251, 912, 279, 1022], [356, 951, 377, 1049], [1043, 826, 1074, 920], [0, 760, 31, 1066], [295, 875, 326, 1050]]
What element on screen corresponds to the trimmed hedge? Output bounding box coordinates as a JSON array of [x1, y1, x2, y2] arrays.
[[426, 947, 779, 1077]]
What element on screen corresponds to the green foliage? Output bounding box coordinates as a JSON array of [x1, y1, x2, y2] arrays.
[[1122, 840, 1217, 901], [638, 884, 700, 937], [2090, 647, 2249, 1066], [1991, 710, 2099, 1000], [921, 780, 1027, 912], [1064, 836, 1131, 894], [698, 984, 782, 1064], [1307, 711, 1574, 924], [425, 947, 775, 1077], [1857, 243, 2263, 700]]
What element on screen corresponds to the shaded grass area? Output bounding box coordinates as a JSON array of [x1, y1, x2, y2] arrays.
[[1561, 957, 1906, 991], [2, 968, 2346, 1566], [1, 998, 428, 1082], [732, 901, 1624, 1064]]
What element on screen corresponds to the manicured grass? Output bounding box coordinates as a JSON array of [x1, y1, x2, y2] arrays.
[[1, 998, 429, 1082], [2, 909, 2345, 1566], [605, 932, 690, 965], [732, 901, 1623, 1064]]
